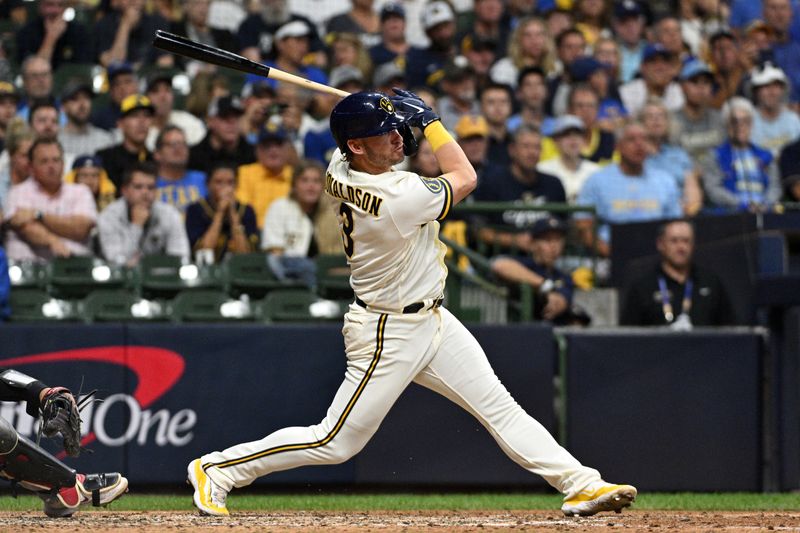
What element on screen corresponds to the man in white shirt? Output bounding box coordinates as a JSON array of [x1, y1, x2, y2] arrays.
[[144, 70, 207, 151], [619, 43, 684, 115], [750, 62, 800, 156]]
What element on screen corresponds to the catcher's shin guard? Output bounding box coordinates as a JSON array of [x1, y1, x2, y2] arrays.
[[0, 416, 76, 490]]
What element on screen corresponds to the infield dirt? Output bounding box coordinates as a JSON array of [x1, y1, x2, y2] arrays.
[[0, 510, 799, 532]]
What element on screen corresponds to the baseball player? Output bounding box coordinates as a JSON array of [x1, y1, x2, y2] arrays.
[[188, 90, 636, 518], [0, 367, 128, 517]]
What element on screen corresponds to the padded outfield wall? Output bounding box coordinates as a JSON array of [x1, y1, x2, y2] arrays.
[[0, 323, 775, 491]]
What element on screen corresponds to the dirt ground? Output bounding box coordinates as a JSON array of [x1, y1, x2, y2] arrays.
[[0, 510, 799, 532]]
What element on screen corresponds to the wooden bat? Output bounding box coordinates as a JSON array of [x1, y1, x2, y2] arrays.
[[152, 30, 350, 98]]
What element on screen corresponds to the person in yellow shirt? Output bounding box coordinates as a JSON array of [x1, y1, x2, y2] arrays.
[[236, 125, 293, 229]]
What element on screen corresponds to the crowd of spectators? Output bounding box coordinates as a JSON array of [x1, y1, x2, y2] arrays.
[[1, 0, 799, 323]]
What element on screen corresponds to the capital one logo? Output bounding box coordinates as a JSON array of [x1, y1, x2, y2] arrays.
[[0, 347, 196, 449]]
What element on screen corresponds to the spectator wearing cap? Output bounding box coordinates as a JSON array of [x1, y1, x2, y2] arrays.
[[473, 125, 566, 249], [65, 154, 116, 210], [457, 0, 509, 58], [750, 63, 800, 155], [237, 0, 322, 64], [462, 35, 499, 91], [536, 115, 599, 203], [326, 0, 380, 48], [96, 94, 155, 190], [250, 21, 328, 91], [671, 61, 725, 167], [437, 62, 481, 130], [169, 0, 237, 65], [93, 0, 169, 67], [455, 115, 491, 171], [489, 17, 555, 89], [154, 125, 207, 214], [15, 0, 90, 69], [185, 162, 258, 262], [239, 81, 277, 146], [91, 63, 139, 131], [369, 3, 409, 67], [700, 96, 782, 211], [3, 138, 96, 261], [491, 216, 578, 324], [575, 121, 681, 257], [480, 82, 514, 168], [507, 67, 553, 136], [0, 82, 20, 154], [303, 66, 365, 166], [236, 125, 292, 229], [405, 1, 458, 88], [372, 61, 407, 94], [188, 96, 255, 172], [58, 81, 115, 157], [145, 70, 207, 151], [640, 99, 704, 215], [619, 43, 684, 116], [97, 161, 189, 266], [561, 56, 625, 127], [709, 30, 747, 109], [541, 84, 616, 165], [17, 57, 54, 122]]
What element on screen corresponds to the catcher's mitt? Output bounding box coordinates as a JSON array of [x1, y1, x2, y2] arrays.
[[39, 387, 82, 457]]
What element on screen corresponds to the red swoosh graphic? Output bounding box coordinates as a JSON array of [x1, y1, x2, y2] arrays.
[[0, 347, 184, 454]]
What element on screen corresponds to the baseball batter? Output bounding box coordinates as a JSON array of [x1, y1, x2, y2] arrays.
[[188, 90, 636, 517]]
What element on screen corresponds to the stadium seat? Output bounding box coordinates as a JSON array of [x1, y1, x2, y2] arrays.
[[53, 63, 95, 91], [81, 290, 165, 323], [47, 256, 125, 299], [256, 290, 344, 322], [168, 290, 252, 322], [7, 261, 46, 289], [8, 289, 77, 322], [224, 253, 291, 298], [315, 254, 352, 300], [139, 255, 222, 299]]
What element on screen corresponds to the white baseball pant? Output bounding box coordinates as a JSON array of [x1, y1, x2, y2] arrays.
[[200, 305, 601, 499]]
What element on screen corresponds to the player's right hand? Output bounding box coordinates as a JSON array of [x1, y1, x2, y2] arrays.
[[390, 88, 439, 130]]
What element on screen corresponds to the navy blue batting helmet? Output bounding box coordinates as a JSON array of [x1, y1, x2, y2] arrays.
[[330, 92, 407, 154]]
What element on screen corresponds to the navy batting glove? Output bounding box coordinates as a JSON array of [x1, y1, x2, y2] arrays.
[[390, 87, 440, 130]]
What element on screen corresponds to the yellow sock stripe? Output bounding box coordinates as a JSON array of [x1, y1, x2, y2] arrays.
[[436, 177, 453, 221], [204, 313, 389, 471], [424, 120, 454, 152]]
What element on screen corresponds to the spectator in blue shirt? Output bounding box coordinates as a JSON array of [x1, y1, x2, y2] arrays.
[[369, 3, 408, 67], [154, 125, 206, 214], [576, 121, 682, 257], [701, 96, 782, 211]]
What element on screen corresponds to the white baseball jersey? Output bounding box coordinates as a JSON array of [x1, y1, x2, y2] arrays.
[[324, 148, 453, 311]]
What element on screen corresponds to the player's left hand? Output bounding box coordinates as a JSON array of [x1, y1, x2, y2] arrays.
[[390, 88, 439, 130], [40, 387, 83, 457]]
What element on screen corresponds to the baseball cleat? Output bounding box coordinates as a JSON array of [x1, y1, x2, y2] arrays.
[[561, 482, 637, 517], [41, 472, 129, 518], [187, 458, 229, 516]]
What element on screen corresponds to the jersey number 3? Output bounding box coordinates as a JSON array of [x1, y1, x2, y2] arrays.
[[340, 204, 354, 257]]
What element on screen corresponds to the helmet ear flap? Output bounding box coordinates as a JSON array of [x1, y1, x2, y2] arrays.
[[400, 124, 418, 157]]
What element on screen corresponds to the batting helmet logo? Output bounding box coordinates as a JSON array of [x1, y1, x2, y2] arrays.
[[379, 97, 395, 114]]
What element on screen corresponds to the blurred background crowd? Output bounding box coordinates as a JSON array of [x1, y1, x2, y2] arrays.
[[0, 0, 798, 325]]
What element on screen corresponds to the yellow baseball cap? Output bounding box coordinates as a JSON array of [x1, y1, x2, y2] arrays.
[[454, 115, 489, 139], [120, 94, 155, 116]]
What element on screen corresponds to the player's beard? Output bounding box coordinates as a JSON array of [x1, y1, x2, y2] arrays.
[[363, 143, 404, 170]]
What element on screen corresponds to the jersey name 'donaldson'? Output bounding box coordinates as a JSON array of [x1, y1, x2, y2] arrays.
[[325, 172, 384, 217]]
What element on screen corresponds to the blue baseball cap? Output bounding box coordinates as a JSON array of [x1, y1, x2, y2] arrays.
[[258, 122, 288, 144], [72, 155, 104, 170], [530, 216, 567, 238], [679, 59, 713, 81], [380, 2, 405, 21], [568, 56, 608, 82], [613, 0, 643, 19], [107, 62, 134, 82], [642, 43, 674, 62]]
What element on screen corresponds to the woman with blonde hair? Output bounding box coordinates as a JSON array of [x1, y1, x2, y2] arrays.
[[0, 119, 35, 210], [261, 159, 341, 289], [489, 17, 554, 88], [327, 32, 374, 83]]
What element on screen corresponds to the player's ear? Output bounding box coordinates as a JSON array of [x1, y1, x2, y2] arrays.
[[346, 139, 365, 156]]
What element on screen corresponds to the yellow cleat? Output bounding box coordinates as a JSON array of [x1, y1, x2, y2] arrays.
[[187, 459, 229, 516], [561, 482, 637, 517]]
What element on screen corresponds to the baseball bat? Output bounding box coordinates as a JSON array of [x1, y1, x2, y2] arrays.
[[152, 30, 350, 98]]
